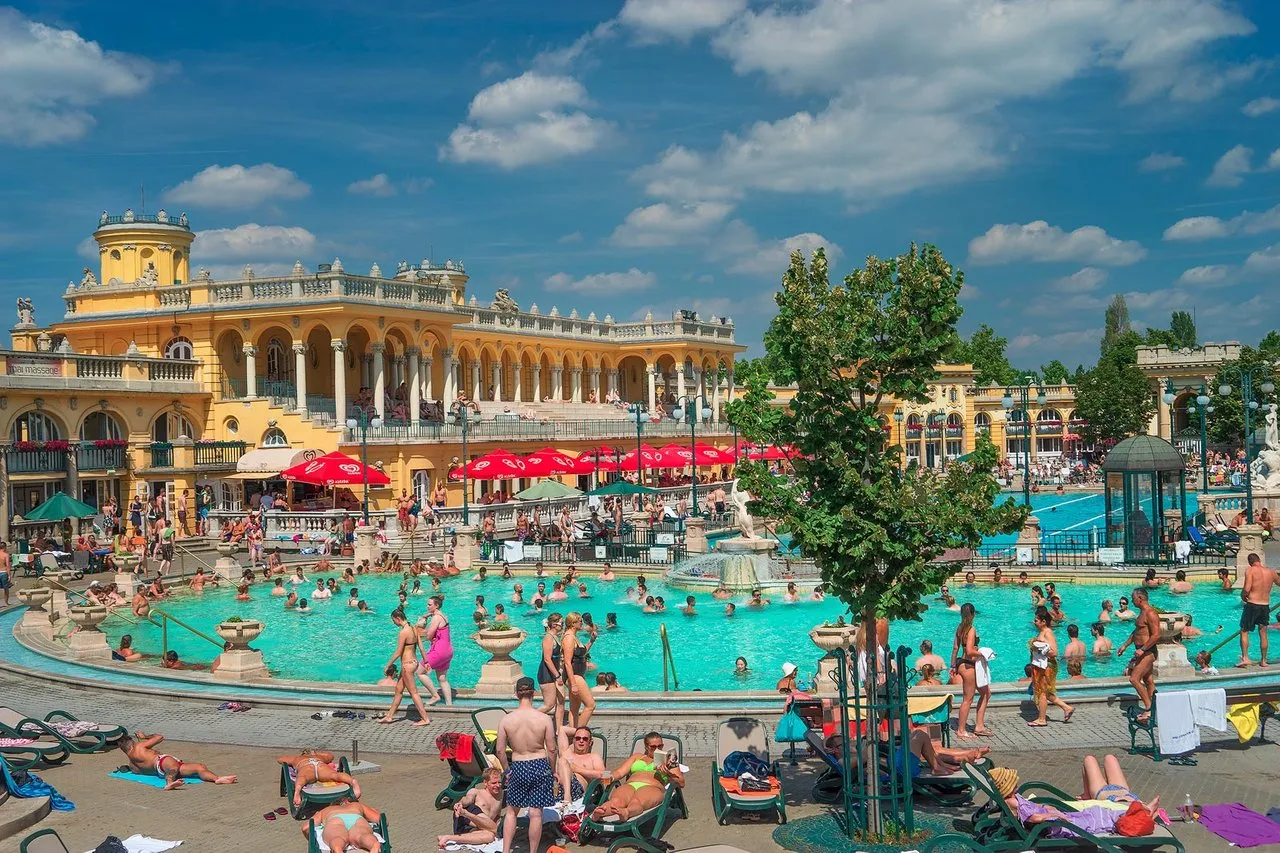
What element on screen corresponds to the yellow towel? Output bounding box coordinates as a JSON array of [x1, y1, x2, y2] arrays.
[[1226, 702, 1279, 742]]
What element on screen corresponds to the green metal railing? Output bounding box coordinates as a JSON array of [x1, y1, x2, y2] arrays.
[[149, 608, 225, 660], [148, 442, 174, 468], [193, 440, 248, 468], [76, 444, 126, 471], [6, 448, 69, 474]]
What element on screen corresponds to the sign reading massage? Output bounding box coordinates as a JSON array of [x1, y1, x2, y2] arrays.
[[7, 356, 61, 377]]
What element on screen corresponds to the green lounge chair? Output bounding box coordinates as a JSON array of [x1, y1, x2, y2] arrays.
[[469, 706, 507, 755], [802, 728, 985, 807], [433, 744, 490, 810], [0, 707, 109, 754], [711, 717, 786, 825], [579, 731, 688, 853], [0, 733, 70, 770], [963, 763, 1184, 852], [305, 811, 390, 853], [281, 756, 356, 819], [20, 829, 70, 853], [38, 708, 126, 744]]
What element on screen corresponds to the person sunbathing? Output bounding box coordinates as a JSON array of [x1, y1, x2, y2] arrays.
[[991, 761, 1159, 840], [308, 798, 383, 853], [277, 749, 362, 808], [119, 732, 237, 790], [437, 768, 503, 850], [593, 732, 684, 821]]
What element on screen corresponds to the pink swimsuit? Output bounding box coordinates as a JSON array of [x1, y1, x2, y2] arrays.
[[425, 620, 453, 672]]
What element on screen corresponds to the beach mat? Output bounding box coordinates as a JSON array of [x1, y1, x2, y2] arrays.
[[110, 770, 202, 787]]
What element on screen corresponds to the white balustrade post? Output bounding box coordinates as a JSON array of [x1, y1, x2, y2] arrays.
[[408, 347, 421, 425], [332, 340, 347, 421], [243, 345, 258, 397], [372, 343, 386, 418]]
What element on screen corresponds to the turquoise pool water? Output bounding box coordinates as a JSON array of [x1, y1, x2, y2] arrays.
[[96, 570, 1243, 693]]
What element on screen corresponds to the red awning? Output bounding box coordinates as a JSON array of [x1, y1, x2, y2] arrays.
[[449, 449, 528, 481], [521, 448, 593, 476], [656, 442, 735, 467], [279, 451, 390, 486]]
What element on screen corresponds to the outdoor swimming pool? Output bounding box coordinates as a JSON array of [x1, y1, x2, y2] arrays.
[[99, 569, 1243, 693]]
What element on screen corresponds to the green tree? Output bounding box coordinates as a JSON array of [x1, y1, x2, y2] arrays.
[[1257, 330, 1280, 360], [1072, 364, 1088, 384], [1101, 294, 1131, 355], [1170, 311, 1197, 349], [949, 323, 1016, 386], [1208, 345, 1278, 445], [727, 245, 1024, 835], [1040, 359, 1069, 385], [1073, 357, 1157, 443], [1143, 327, 1176, 348]]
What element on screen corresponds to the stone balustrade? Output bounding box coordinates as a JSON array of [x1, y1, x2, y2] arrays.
[[0, 350, 202, 394]]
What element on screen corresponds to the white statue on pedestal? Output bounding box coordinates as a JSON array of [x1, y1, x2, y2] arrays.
[[729, 478, 756, 539], [1251, 405, 1280, 490]]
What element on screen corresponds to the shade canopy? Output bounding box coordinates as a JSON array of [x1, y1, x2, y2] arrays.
[[24, 492, 98, 521], [235, 447, 313, 477], [449, 449, 528, 481], [279, 451, 390, 486], [515, 480, 584, 501], [521, 448, 593, 476], [656, 442, 734, 466], [589, 480, 660, 496], [1102, 435, 1184, 473]]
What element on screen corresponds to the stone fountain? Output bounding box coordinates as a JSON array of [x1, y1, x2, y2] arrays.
[[17, 585, 54, 635], [472, 626, 528, 697], [667, 479, 781, 591], [1154, 611, 1194, 677]]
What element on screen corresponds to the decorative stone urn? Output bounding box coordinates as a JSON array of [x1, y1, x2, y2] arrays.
[[1154, 611, 1193, 677], [17, 586, 54, 634], [213, 541, 239, 582], [215, 618, 264, 649], [211, 619, 269, 682], [471, 627, 528, 697], [810, 623, 856, 696], [67, 604, 111, 660]]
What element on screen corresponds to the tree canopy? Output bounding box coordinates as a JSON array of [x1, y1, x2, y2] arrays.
[[947, 323, 1017, 386], [1101, 294, 1132, 355], [727, 245, 1025, 624], [1040, 359, 1070, 385], [1208, 345, 1278, 445]]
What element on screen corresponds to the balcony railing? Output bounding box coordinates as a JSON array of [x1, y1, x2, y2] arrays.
[[945, 426, 964, 437], [340, 417, 735, 445], [0, 350, 203, 393], [149, 442, 174, 468], [7, 448, 68, 474], [76, 445, 126, 471], [1036, 422, 1064, 435], [194, 441, 248, 469], [1005, 423, 1029, 434]]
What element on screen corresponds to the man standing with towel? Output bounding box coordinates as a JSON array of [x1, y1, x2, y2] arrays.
[[1239, 553, 1279, 667]]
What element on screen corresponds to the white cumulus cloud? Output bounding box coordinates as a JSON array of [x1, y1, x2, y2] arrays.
[[1245, 244, 1280, 274], [544, 268, 656, 296], [165, 164, 311, 208], [1053, 268, 1108, 292], [968, 221, 1146, 266], [466, 72, 587, 124], [1176, 265, 1232, 286], [609, 202, 733, 247], [620, 0, 746, 41], [347, 173, 395, 197], [725, 232, 842, 275], [0, 8, 160, 145], [1163, 203, 1280, 241], [1243, 96, 1280, 117], [1206, 144, 1252, 187], [1138, 152, 1186, 172], [193, 224, 317, 261]]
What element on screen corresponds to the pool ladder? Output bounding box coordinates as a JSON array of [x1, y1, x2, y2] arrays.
[[659, 623, 680, 691], [148, 607, 226, 658]]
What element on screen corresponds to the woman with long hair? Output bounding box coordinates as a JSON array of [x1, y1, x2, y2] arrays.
[[419, 595, 453, 706], [561, 612, 596, 728], [536, 613, 565, 719], [380, 609, 432, 725], [951, 602, 992, 739]]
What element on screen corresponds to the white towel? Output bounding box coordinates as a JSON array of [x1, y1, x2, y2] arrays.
[[1155, 690, 1200, 755], [1188, 687, 1228, 732], [443, 841, 502, 853], [974, 647, 995, 689], [89, 838, 181, 853], [1173, 540, 1191, 561], [503, 541, 523, 563]]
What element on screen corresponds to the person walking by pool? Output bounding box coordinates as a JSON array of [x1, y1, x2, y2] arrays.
[[380, 608, 432, 726], [952, 602, 993, 738], [537, 613, 565, 719], [1239, 553, 1280, 667], [1117, 588, 1159, 722], [1028, 606, 1074, 726], [419, 594, 454, 705], [562, 612, 596, 728], [497, 677, 557, 853]]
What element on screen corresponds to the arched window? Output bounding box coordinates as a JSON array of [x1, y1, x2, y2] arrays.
[[152, 412, 195, 442], [947, 413, 963, 428], [164, 337, 194, 360], [1038, 408, 1062, 422], [80, 411, 123, 441], [949, 387, 958, 403], [975, 412, 991, 430], [1007, 409, 1028, 424], [266, 338, 288, 381], [262, 427, 289, 447], [11, 411, 60, 442], [906, 414, 922, 428]]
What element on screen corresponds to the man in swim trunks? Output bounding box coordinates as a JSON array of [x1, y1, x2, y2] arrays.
[[556, 726, 607, 805], [308, 797, 383, 853], [277, 749, 362, 808], [119, 732, 237, 790], [438, 767, 503, 850], [1116, 587, 1159, 722], [1240, 552, 1280, 667], [496, 677, 556, 853]]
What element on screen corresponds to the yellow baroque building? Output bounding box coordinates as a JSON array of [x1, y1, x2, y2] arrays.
[[0, 209, 746, 539]]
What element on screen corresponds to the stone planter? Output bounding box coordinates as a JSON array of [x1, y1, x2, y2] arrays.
[[17, 586, 54, 634], [472, 627, 528, 697], [213, 542, 239, 581], [67, 604, 110, 632], [1157, 611, 1188, 644], [810, 623, 855, 696], [215, 619, 264, 649], [17, 586, 53, 612], [1155, 611, 1193, 676], [216, 541, 236, 558], [67, 604, 112, 660]]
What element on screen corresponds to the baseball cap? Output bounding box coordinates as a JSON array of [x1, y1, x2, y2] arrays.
[[515, 676, 535, 694]]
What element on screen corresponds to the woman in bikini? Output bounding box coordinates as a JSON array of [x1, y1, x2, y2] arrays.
[[561, 612, 596, 728], [537, 613, 565, 719], [276, 749, 362, 808], [380, 609, 432, 725], [306, 798, 383, 853], [592, 732, 684, 821], [419, 595, 454, 706], [951, 602, 993, 739]]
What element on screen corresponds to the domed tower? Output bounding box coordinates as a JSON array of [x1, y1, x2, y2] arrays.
[[92, 208, 194, 286]]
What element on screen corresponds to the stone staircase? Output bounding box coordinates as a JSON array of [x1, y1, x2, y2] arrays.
[[471, 399, 636, 421]]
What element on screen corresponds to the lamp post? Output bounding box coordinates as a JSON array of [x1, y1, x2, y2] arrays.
[[445, 407, 472, 524], [893, 409, 904, 470], [1161, 379, 1177, 444], [344, 410, 383, 525], [1185, 385, 1212, 494], [1217, 367, 1275, 523], [673, 394, 713, 516], [1003, 376, 1046, 507], [627, 403, 650, 485]]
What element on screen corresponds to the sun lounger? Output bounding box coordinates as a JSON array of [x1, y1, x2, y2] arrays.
[[38, 709, 126, 744], [305, 811, 390, 853], [469, 707, 507, 755], [0, 707, 106, 755], [802, 727, 983, 807], [711, 717, 786, 825], [281, 756, 355, 819], [20, 829, 70, 853], [579, 731, 688, 853], [434, 739, 490, 810], [0, 734, 69, 771], [963, 762, 1184, 852]]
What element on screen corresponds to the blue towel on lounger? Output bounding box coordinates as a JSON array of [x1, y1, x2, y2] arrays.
[[1, 755, 74, 810], [109, 770, 202, 788]]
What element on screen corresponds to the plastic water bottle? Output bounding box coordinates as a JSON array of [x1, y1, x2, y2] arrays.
[[1181, 793, 1194, 821]]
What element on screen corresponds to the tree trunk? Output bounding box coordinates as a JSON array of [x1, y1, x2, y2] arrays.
[[862, 606, 882, 837]]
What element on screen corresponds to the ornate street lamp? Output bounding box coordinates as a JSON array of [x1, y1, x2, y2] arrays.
[[1218, 368, 1275, 523], [1002, 376, 1046, 507], [672, 394, 713, 515], [627, 403, 650, 484], [1161, 379, 1177, 443], [344, 410, 384, 524], [444, 407, 473, 524], [1185, 385, 1212, 494]]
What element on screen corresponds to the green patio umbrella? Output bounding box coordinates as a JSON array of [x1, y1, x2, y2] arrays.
[[589, 480, 659, 496], [515, 480, 584, 501], [24, 492, 99, 521]]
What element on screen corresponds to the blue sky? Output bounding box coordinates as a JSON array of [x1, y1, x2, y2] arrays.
[[2, 0, 1280, 368]]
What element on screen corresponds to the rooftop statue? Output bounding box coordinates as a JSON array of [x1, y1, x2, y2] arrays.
[[80, 267, 98, 287], [15, 297, 34, 327]]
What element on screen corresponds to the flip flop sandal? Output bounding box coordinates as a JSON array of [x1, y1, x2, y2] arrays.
[[263, 812, 277, 821], [310, 713, 323, 720], [275, 807, 288, 815]]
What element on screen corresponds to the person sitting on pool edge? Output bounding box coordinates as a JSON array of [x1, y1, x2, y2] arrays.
[[991, 762, 1159, 840], [119, 731, 237, 791], [308, 797, 383, 853], [113, 634, 144, 662], [277, 749, 362, 808]]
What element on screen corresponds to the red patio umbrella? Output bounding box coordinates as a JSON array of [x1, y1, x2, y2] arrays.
[[521, 447, 593, 476], [614, 444, 666, 472], [748, 444, 794, 461], [656, 442, 733, 467], [279, 451, 390, 486], [448, 449, 528, 481]]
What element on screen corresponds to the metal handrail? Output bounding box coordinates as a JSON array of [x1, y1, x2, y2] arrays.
[[659, 623, 679, 691], [173, 541, 220, 577], [1206, 601, 1280, 659], [149, 607, 224, 652]]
